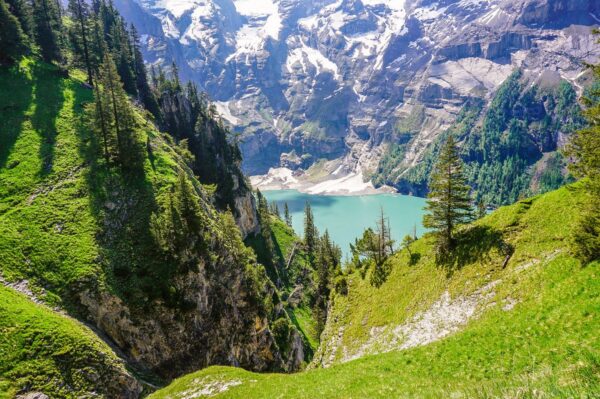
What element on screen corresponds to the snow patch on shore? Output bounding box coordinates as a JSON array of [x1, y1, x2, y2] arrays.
[[305, 170, 374, 195], [250, 167, 394, 196]]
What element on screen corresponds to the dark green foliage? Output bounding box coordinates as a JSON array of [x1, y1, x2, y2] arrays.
[[154, 74, 248, 213], [88, 51, 144, 171], [256, 189, 277, 272], [567, 32, 600, 263], [150, 172, 208, 273], [0, 0, 28, 64], [303, 201, 317, 260], [6, 0, 33, 37], [465, 76, 582, 205], [31, 0, 63, 63], [423, 135, 473, 258], [130, 24, 160, 117], [314, 230, 342, 332], [67, 0, 93, 84], [476, 200, 486, 220], [284, 202, 292, 227], [271, 317, 291, 353]]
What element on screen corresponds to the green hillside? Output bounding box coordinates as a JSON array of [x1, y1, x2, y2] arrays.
[[0, 57, 205, 308], [0, 285, 141, 398], [149, 185, 600, 398], [0, 57, 304, 396]]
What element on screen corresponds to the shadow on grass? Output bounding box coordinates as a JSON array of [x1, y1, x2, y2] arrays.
[[30, 63, 66, 177], [0, 64, 34, 169], [439, 225, 514, 274], [245, 229, 289, 288], [409, 252, 421, 266]]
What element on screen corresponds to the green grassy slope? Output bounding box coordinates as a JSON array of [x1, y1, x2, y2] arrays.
[[0, 58, 302, 394], [0, 285, 140, 398], [0, 58, 193, 308], [0, 58, 174, 396], [149, 185, 600, 398]]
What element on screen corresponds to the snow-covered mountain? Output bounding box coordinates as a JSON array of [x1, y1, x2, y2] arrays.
[[115, 0, 600, 192]]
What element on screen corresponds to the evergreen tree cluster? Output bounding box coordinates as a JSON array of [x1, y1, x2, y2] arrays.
[[567, 30, 600, 264], [153, 65, 248, 213], [1, 0, 155, 113], [348, 209, 395, 287], [250, 197, 343, 336], [302, 202, 343, 333]]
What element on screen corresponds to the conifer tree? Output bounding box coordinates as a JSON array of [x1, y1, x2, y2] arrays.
[[130, 24, 159, 117], [375, 207, 394, 264], [567, 32, 600, 263], [269, 202, 280, 217], [477, 200, 487, 219], [31, 0, 62, 63], [171, 61, 180, 91], [91, 51, 143, 170], [111, 19, 137, 95], [284, 202, 292, 227], [151, 171, 208, 269], [67, 0, 93, 84], [6, 0, 33, 38], [303, 201, 317, 261], [89, 72, 114, 165], [423, 135, 473, 254], [314, 229, 341, 333], [256, 190, 275, 264], [0, 0, 28, 64]]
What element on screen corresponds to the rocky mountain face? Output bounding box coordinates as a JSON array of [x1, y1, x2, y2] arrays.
[[114, 0, 600, 198]]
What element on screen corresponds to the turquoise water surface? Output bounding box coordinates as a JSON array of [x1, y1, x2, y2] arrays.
[[263, 190, 427, 260]]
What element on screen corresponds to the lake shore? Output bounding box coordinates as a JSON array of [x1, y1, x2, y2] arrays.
[[250, 167, 397, 196], [262, 189, 426, 258]]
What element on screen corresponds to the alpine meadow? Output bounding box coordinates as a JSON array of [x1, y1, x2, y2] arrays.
[[0, 0, 599, 398]]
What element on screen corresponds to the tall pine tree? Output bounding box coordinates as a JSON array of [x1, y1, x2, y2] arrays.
[[0, 0, 28, 64], [90, 50, 143, 171], [423, 135, 473, 255], [303, 201, 317, 262], [130, 24, 159, 117], [284, 202, 292, 227], [5, 0, 33, 38], [67, 0, 93, 84], [567, 31, 600, 263], [31, 0, 62, 63]]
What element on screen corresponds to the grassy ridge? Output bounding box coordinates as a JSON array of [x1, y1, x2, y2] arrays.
[[0, 59, 106, 312], [149, 185, 600, 398], [0, 285, 139, 398], [0, 58, 194, 309]]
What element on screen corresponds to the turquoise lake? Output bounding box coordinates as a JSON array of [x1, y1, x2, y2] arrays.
[[263, 190, 427, 260]]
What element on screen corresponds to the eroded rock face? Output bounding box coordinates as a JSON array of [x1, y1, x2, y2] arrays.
[[79, 259, 300, 379], [115, 0, 600, 182], [235, 190, 260, 237]]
